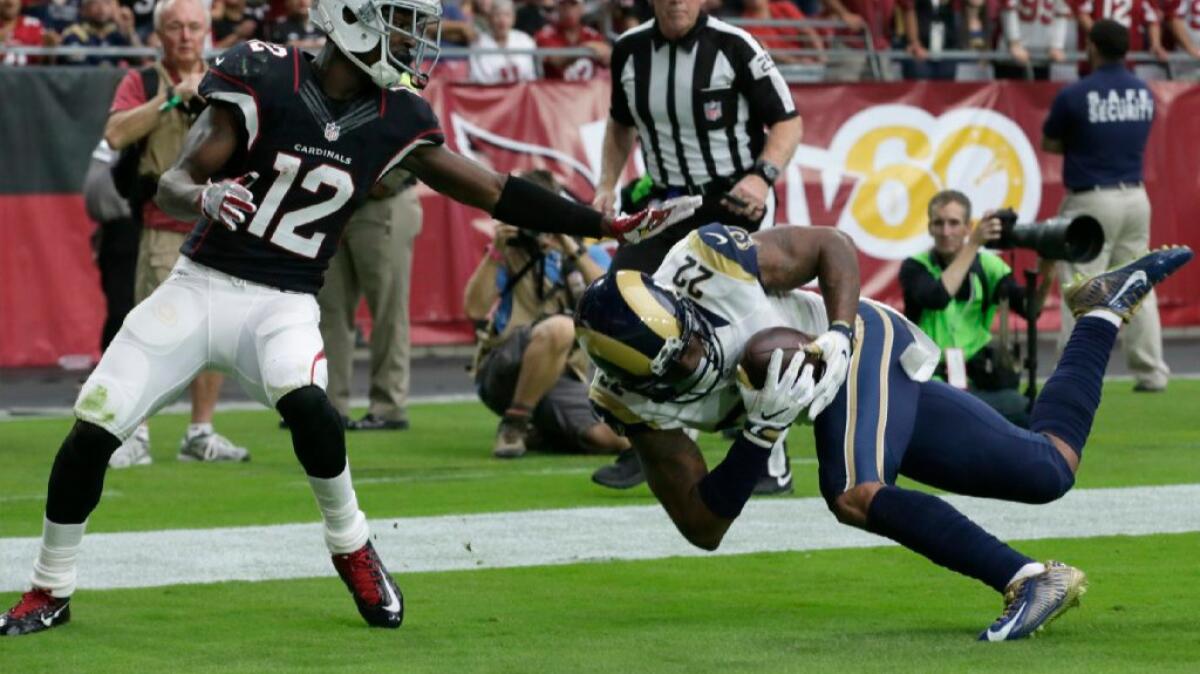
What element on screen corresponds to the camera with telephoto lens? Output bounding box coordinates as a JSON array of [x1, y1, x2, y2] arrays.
[[990, 208, 1104, 263]]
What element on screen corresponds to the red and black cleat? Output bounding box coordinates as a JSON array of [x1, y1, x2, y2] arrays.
[[332, 541, 404, 629], [0, 589, 71, 636]]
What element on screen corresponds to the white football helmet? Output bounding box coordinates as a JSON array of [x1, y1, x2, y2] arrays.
[[312, 0, 443, 89]]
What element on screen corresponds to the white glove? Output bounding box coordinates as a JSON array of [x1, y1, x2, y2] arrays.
[[609, 195, 702, 245], [805, 324, 854, 421], [200, 173, 258, 230], [738, 348, 817, 448]]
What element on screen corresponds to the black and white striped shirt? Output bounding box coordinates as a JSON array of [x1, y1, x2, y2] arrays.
[[610, 14, 797, 191]]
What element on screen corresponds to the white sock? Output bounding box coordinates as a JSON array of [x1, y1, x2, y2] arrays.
[[307, 463, 369, 554], [1008, 561, 1047, 588], [1083, 309, 1122, 328], [30, 518, 87, 598], [187, 423, 214, 439]]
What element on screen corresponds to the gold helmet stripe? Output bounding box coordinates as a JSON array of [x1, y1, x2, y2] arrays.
[[614, 271, 681, 341], [576, 326, 655, 377]]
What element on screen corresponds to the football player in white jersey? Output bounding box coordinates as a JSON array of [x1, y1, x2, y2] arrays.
[[576, 222, 1192, 640]]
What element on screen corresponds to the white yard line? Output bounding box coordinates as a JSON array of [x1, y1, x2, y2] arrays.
[[2, 484, 1198, 592]]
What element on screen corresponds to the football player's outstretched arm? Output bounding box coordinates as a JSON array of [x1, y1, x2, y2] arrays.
[[400, 144, 701, 244], [156, 105, 242, 222], [753, 226, 860, 327], [631, 429, 734, 551]]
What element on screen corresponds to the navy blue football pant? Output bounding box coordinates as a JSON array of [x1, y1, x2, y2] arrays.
[[812, 302, 1089, 591], [813, 301, 1076, 506]]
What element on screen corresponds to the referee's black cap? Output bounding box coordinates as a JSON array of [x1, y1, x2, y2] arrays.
[[1089, 19, 1130, 61]]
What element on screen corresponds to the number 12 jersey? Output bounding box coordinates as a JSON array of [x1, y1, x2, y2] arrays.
[[182, 40, 444, 294]]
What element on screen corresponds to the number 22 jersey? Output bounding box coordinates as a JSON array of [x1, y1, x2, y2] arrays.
[[182, 40, 444, 294]]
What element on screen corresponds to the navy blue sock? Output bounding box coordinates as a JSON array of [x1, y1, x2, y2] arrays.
[[1030, 316, 1119, 455], [866, 486, 1031, 592], [698, 434, 770, 519]]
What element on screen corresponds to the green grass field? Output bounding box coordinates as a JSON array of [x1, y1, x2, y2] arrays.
[[1, 381, 1198, 672]]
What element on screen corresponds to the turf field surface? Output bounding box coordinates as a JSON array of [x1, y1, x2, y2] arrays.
[[0, 381, 1198, 672]]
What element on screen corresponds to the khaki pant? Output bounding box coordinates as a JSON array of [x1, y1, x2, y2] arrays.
[[1057, 186, 1168, 388], [318, 188, 422, 420], [134, 228, 188, 303]]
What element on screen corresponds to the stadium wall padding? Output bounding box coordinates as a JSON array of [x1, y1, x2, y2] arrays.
[[1, 70, 1197, 367]]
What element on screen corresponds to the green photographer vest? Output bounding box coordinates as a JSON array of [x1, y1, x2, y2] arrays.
[[909, 250, 1013, 362]]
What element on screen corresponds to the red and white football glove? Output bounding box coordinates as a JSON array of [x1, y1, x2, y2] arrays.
[[199, 172, 258, 230], [608, 195, 702, 245]]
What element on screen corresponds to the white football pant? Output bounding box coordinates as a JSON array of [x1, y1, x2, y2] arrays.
[[75, 256, 327, 440]]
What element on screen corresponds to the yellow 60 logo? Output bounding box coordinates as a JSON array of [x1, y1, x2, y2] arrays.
[[828, 106, 1041, 260]]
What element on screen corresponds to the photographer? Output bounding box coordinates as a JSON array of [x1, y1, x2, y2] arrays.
[[899, 190, 1052, 426], [464, 171, 630, 459]]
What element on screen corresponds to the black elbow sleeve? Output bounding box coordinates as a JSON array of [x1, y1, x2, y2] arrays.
[[492, 175, 604, 238]]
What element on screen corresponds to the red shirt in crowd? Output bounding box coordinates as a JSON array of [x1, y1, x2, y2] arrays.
[[535, 23, 607, 80], [825, 0, 897, 50], [742, 2, 809, 51], [1, 15, 44, 66], [1065, 0, 1160, 50], [109, 66, 196, 233]]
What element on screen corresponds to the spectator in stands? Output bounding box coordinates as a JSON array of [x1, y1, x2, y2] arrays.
[[515, 0, 553, 35], [1, 0, 45, 65], [102, 0, 249, 467], [1065, 0, 1166, 65], [23, 0, 80, 35], [439, 0, 478, 51], [60, 0, 138, 65], [463, 170, 629, 459], [821, 0, 897, 81], [898, 0, 963, 79], [463, 0, 494, 36], [119, 0, 154, 41], [899, 190, 1052, 426], [317, 169, 423, 432], [994, 0, 1071, 80], [535, 0, 609, 80], [268, 0, 321, 49], [470, 0, 538, 83], [1161, 0, 1200, 78], [610, 0, 653, 33], [740, 0, 825, 63], [212, 0, 262, 48]]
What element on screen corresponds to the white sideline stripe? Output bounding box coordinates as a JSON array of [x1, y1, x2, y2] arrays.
[[2, 484, 1199, 592]]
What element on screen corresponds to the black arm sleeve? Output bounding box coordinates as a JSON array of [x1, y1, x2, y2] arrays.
[[899, 258, 951, 323], [492, 175, 605, 238]]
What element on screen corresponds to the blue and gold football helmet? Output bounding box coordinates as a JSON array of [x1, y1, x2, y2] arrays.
[[575, 271, 723, 403]]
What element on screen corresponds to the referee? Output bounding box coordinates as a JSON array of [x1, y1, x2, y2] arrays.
[[592, 0, 805, 272]]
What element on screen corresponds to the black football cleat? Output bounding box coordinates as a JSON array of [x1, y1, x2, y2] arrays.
[[332, 541, 404, 629], [0, 589, 71, 636]]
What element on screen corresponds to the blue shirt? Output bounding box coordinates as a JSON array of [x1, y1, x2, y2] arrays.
[[1042, 63, 1154, 191], [493, 244, 612, 335]]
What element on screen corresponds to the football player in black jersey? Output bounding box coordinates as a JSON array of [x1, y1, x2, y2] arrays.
[[0, 0, 699, 636]]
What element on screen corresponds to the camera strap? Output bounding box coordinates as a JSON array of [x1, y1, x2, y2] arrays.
[[499, 255, 543, 299]]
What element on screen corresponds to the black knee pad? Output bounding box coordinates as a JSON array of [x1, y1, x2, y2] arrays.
[[277, 386, 347, 479], [45, 420, 121, 524]]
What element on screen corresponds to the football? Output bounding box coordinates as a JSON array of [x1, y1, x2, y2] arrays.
[[739, 327, 825, 389]]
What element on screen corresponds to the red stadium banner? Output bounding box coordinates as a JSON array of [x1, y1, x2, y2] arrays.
[[2, 77, 1198, 367]]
